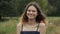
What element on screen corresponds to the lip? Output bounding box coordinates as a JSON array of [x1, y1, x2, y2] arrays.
[[28, 14, 34, 16], [28, 15, 33, 17]]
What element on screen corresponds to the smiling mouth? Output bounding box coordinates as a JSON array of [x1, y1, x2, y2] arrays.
[[29, 14, 34, 16]]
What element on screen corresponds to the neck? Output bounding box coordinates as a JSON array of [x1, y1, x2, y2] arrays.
[[27, 19, 37, 25]]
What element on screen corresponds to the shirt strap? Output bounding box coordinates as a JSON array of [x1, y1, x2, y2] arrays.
[[21, 24, 23, 31], [36, 23, 39, 31]]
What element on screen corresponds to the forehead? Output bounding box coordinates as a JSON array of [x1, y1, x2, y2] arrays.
[[28, 5, 37, 10]]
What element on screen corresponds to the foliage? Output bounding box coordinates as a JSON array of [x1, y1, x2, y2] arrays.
[[0, 0, 60, 17]]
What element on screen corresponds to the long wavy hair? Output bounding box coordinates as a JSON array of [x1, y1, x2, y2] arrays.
[[20, 2, 47, 25]]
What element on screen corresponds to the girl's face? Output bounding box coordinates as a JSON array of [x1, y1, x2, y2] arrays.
[[26, 5, 38, 19]]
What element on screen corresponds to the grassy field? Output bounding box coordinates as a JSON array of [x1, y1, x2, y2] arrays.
[[0, 17, 60, 34]]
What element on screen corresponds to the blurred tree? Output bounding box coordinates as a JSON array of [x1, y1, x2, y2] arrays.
[[47, 0, 57, 16], [1, 0, 60, 17], [0, 0, 17, 17], [0, 0, 48, 17], [48, 0, 57, 6], [56, 0, 60, 16], [36, 0, 48, 15]]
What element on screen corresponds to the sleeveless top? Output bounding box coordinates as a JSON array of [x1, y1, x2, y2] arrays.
[[20, 24, 40, 34]]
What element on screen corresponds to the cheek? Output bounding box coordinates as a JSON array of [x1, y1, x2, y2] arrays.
[[26, 11, 29, 15], [34, 12, 38, 16], [35, 14, 37, 17], [26, 11, 30, 17]]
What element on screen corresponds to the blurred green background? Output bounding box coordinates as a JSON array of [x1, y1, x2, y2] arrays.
[[0, 0, 60, 34]]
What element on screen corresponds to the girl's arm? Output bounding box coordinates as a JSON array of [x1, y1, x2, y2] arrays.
[[39, 23, 47, 34], [17, 23, 22, 34]]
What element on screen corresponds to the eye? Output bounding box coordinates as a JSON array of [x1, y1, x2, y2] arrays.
[[32, 10, 36, 12], [27, 10, 31, 12]]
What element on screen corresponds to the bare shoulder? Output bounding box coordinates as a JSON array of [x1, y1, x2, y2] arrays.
[[39, 20, 48, 27], [17, 23, 22, 28], [39, 23, 47, 31], [17, 23, 22, 34], [39, 23, 46, 27]]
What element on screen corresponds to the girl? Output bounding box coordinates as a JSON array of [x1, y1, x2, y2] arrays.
[[17, 2, 48, 34]]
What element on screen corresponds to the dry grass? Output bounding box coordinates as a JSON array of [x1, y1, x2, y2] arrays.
[[46, 17, 60, 34]]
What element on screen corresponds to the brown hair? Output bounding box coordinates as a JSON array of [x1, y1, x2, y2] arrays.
[[20, 2, 47, 25]]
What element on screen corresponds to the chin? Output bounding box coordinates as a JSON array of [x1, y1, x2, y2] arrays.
[[28, 17, 35, 19]]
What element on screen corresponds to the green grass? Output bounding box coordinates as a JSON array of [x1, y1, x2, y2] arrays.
[[0, 17, 60, 34], [0, 17, 19, 34]]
